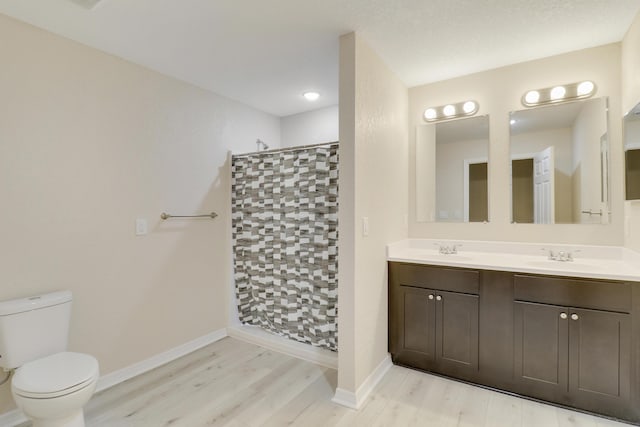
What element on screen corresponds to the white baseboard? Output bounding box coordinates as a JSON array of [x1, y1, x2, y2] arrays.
[[227, 324, 338, 369], [95, 328, 227, 392], [332, 387, 359, 409], [0, 409, 26, 427], [332, 354, 393, 409], [0, 328, 228, 427]]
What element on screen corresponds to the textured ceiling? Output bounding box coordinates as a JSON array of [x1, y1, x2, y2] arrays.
[[0, 0, 638, 117]]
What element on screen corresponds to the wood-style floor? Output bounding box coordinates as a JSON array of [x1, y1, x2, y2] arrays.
[[40, 337, 631, 426]]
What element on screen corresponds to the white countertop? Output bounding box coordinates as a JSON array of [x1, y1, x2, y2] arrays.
[[387, 239, 640, 282]]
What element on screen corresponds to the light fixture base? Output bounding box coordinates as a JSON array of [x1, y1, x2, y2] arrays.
[[423, 100, 479, 122], [521, 81, 596, 107]]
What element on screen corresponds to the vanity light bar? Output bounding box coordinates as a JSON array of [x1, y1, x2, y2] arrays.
[[521, 81, 596, 107], [423, 100, 479, 122]]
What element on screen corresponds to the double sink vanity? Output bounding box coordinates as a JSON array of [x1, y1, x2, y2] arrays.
[[387, 239, 640, 424], [401, 62, 640, 422]]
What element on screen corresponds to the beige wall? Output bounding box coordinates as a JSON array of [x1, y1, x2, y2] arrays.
[[572, 97, 608, 224], [280, 105, 339, 147], [0, 14, 280, 413], [627, 120, 640, 149], [622, 11, 640, 251], [622, 12, 640, 114], [337, 32, 357, 393], [409, 44, 623, 245], [433, 137, 488, 221], [337, 33, 408, 393]]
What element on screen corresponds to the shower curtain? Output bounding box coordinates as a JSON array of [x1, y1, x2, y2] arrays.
[[231, 143, 338, 351]]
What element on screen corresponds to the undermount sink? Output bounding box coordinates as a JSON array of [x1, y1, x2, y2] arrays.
[[419, 253, 473, 262], [526, 260, 598, 271]]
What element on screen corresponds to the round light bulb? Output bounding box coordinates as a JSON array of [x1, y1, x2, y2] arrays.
[[577, 81, 594, 96], [303, 91, 320, 101], [524, 90, 540, 104], [443, 104, 456, 116], [423, 108, 437, 120], [462, 101, 477, 114], [510, 119, 516, 125], [550, 86, 566, 100]]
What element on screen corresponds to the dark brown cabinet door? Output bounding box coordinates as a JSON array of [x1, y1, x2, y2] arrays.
[[393, 286, 436, 370], [514, 302, 632, 418], [514, 301, 569, 401], [391, 286, 479, 375], [568, 308, 631, 409], [435, 290, 479, 378]]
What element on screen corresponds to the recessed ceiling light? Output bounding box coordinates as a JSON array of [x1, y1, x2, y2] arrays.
[[303, 92, 320, 101], [69, 0, 104, 9]]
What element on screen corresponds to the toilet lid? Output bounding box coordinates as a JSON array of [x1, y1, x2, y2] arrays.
[[12, 352, 99, 398]]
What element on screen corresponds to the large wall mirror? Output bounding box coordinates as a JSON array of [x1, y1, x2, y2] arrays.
[[416, 115, 489, 223], [624, 102, 640, 200], [509, 97, 610, 224]]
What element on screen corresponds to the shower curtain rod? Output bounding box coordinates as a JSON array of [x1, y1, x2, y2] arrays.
[[232, 141, 338, 159]]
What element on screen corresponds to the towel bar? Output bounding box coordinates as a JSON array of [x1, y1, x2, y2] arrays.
[[160, 212, 218, 220]]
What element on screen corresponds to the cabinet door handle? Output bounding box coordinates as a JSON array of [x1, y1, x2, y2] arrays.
[[571, 313, 579, 321], [560, 312, 567, 319], [436, 295, 442, 301], [428, 294, 434, 300]]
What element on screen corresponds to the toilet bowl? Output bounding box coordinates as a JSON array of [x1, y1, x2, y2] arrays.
[[0, 291, 99, 427], [11, 352, 99, 427]]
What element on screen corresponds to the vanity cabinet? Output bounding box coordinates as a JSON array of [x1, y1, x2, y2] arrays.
[[513, 274, 631, 417], [388, 262, 640, 423], [389, 263, 479, 380], [514, 302, 630, 400]]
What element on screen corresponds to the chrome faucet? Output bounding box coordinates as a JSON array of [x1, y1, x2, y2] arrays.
[[543, 248, 580, 262], [435, 243, 461, 255]]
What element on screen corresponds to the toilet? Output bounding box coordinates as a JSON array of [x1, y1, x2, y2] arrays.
[[0, 291, 99, 427]]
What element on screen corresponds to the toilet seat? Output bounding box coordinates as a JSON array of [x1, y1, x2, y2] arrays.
[[13, 376, 96, 399], [12, 352, 99, 399]]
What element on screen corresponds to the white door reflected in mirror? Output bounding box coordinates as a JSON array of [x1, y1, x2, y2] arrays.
[[533, 146, 555, 224]]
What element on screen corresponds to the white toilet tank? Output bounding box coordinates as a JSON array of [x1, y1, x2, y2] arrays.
[[0, 291, 72, 370]]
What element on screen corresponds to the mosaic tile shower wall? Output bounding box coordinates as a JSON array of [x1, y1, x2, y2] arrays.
[[232, 143, 338, 351]]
